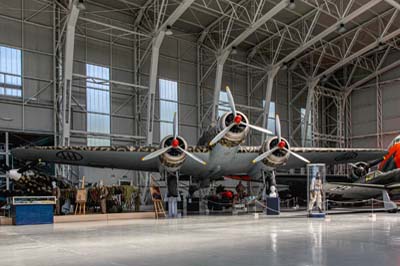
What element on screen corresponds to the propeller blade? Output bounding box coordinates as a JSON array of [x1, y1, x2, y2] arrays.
[[283, 147, 310, 164], [177, 146, 207, 165], [225, 86, 236, 117], [209, 123, 235, 146], [141, 146, 171, 161], [276, 114, 281, 143], [252, 147, 279, 164], [241, 122, 273, 135], [18, 159, 41, 174], [348, 163, 358, 169], [173, 112, 178, 139]]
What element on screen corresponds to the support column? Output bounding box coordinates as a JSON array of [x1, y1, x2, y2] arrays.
[[262, 67, 280, 141], [5, 132, 9, 191], [302, 79, 319, 147], [146, 32, 166, 145], [376, 76, 383, 148], [61, 2, 80, 146], [144, 0, 195, 145], [211, 51, 230, 124]]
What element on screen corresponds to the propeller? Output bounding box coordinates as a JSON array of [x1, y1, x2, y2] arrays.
[[0, 159, 41, 181], [348, 157, 384, 177], [209, 86, 273, 146], [252, 114, 310, 164], [141, 112, 207, 165]]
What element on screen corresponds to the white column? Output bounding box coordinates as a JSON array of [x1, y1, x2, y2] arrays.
[[302, 79, 319, 147], [61, 2, 80, 146], [146, 32, 166, 145], [262, 67, 280, 141]]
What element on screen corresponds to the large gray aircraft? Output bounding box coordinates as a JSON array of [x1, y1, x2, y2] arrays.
[[10, 87, 386, 195]]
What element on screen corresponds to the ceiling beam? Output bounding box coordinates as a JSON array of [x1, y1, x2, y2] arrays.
[[276, 0, 382, 67], [210, 0, 288, 123], [146, 0, 195, 145]]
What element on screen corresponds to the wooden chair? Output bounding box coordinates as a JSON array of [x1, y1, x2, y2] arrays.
[[150, 185, 166, 219]]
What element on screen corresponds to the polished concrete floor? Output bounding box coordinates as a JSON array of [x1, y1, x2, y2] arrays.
[[1, 213, 400, 266]]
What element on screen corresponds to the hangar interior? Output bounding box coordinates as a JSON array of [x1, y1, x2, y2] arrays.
[[1, 0, 400, 209], [2, 1, 400, 265]]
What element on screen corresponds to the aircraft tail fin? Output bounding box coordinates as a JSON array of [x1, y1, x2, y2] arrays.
[[382, 190, 398, 212]]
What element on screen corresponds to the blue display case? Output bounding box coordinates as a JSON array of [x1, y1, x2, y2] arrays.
[[266, 197, 280, 215], [11, 196, 56, 225]]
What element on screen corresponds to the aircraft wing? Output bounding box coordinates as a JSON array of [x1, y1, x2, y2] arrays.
[[328, 182, 386, 189], [329, 169, 400, 190], [284, 147, 386, 169], [11, 146, 162, 172], [10, 145, 206, 173], [10, 146, 388, 179]]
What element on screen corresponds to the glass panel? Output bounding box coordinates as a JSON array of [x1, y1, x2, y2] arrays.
[[159, 79, 178, 101], [160, 100, 178, 122], [218, 91, 230, 117], [301, 108, 312, 146], [160, 122, 173, 138], [86, 63, 111, 144], [87, 88, 110, 114], [87, 137, 111, 146], [0, 45, 22, 97], [159, 79, 178, 140], [262, 100, 276, 132], [87, 113, 110, 134]]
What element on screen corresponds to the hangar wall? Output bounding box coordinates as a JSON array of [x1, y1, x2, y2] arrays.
[[351, 52, 400, 149], [0, 0, 54, 135], [0, 0, 291, 183]]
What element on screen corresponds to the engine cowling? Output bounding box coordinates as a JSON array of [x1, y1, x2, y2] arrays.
[[350, 162, 369, 179], [159, 135, 188, 172], [217, 111, 250, 147], [259, 137, 290, 168]]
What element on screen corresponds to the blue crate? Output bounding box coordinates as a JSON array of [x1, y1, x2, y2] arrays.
[[12, 204, 54, 225]]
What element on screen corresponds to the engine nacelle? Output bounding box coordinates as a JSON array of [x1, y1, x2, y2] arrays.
[[350, 162, 368, 179], [159, 136, 188, 172], [217, 111, 250, 147], [259, 137, 290, 168], [7, 169, 22, 181]]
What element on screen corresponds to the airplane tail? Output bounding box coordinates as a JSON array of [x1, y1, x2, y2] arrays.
[[382, 190, 398, 212]]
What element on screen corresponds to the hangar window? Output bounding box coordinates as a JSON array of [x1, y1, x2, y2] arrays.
[[263, 100, 275, 133], [0, 46, 22, 98], [86, 64, 111, 146], [218, 90, 230, 117], [301, 108, 312, 146], [159, 79, 178, 140]]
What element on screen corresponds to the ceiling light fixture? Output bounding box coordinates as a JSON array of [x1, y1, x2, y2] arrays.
[[165, 25, 173, 36], [77, 0, 86, 10], [288, 0, 296, 10], [231, 46, 238, 55], [338, 23, 346, 34], [0, 117, 13, 122]]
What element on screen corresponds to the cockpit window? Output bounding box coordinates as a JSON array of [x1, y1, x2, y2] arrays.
[[389, 136, 400, 148]]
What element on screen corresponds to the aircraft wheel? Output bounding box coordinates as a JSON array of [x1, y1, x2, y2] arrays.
[[387, 209, 398, 213]]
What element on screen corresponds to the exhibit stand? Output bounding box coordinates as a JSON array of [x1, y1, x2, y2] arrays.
[[307, 164, 326, 218], [11, 196, 56, 225]]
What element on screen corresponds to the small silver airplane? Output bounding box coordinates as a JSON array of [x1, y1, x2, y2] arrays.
[[10, 87, 386, 195]]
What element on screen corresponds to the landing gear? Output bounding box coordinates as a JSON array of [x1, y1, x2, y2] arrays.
[[166, 171, 180, 218]]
